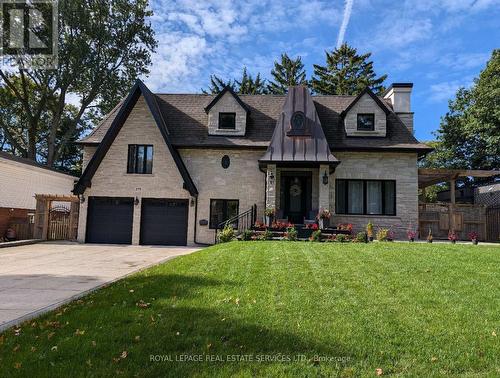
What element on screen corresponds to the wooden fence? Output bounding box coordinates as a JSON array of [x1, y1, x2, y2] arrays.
[[419, 202, 487, 241], [10, 222, 34, 240], [486, 206, 500, 242]]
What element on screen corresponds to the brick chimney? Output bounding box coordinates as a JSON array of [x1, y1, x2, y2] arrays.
[[383, 83, 414, 134]]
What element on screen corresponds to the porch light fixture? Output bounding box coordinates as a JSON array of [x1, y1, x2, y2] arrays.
[[134, 197, 140, 206], [79, 194, 85, 204], [322, 171, 329, 185], [268, 171, 275, 185]]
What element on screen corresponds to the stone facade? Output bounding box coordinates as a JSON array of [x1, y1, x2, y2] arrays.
[[77, 96, 195, 245], [344, 93, 387, 137], [179, 148, 266, 245], [207, 92, 247, 136], [331, 152, 419, 238]]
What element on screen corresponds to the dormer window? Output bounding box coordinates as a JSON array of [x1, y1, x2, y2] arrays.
[[218, 113, 236, 129], [357, 114, 375, 131]]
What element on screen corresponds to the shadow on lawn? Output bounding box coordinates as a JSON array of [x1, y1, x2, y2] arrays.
[[2, 272, 351, 375]]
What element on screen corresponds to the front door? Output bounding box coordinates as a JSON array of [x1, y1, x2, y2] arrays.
[[284, 175, 308, 224]]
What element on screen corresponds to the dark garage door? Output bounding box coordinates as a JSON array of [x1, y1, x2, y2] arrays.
[[140, 198, 188, 246], [86, 197, 134, 244]]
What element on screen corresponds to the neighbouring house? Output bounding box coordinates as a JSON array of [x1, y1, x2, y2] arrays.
[[0, 151, 77, 239], [73, 80, 433, 245]]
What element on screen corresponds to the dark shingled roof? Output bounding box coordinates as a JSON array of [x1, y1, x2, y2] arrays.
[[79, 89, 431, 154]]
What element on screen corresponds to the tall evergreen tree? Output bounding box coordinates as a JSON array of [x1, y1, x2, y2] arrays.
[[236, 67, 267, 94], [201, 75, 236, 94], [311, 43, 387, 95], [268, 54, 308, 94]]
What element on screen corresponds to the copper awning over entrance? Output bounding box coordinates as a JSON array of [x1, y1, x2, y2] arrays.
[[259, 86, 338, 168]]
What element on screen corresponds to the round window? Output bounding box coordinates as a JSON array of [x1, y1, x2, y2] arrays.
[[221, 155, 230, 169], [291, 111, 305, 130]]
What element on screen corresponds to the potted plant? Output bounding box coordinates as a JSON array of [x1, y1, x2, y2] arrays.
[[468, 231, 479, 245], [317, 209, 331, 229], [366, 222, 374, 242], [264, 207, 275, 227], [448, 230, 458, 244], [407, 224, 416, 242], [407, 229, 416, 242], [427, 228, 433, 243]]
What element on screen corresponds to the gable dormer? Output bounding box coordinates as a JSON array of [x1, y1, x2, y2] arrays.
[[341, 87, 391, 137], [204, 87, 249, 136]]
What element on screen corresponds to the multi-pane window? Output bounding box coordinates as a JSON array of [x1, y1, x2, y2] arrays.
[[127, 145, 153, 174], [336, 180, 396, 215], [357, 113, 375, 131], [218, 113, 236, 129], [209, 199, 239, 228]]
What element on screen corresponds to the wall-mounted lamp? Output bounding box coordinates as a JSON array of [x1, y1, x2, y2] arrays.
[[134, 197, 140, 206], [190, 198, 195, 207], [322, 171, 329, 185], [79, 194, 85, 204]]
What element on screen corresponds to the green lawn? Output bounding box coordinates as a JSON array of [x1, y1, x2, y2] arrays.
[[1, 242, 499, 377]]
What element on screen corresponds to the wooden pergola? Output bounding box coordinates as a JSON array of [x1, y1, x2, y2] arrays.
[[33, 194, 80, 241], [418, 169, 499, 240]]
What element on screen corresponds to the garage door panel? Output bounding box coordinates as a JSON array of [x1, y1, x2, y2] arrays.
[[140, 199, 188, 246], [86, 197, 134, 244]]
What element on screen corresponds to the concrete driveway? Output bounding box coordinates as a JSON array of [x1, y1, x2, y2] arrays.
[[0, 242, 201, 331]]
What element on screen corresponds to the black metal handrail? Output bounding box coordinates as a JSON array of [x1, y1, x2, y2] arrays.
[[215, 204, 257, 243]]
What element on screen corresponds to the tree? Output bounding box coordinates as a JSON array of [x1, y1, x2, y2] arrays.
[[202, 67, 267, 95], [0, 0, 157, 171], [236, 67, 267, 94], [201, 75, 237, 94], [268, 53, 308, 94], [311, 43, 387, 95], [426, 49, 500, 172]]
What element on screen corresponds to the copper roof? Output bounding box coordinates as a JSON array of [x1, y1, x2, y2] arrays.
[[260, 86, 338, 165]]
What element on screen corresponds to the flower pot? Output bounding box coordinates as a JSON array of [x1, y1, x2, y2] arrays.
[[410, 238, 414, 242], [369, 236, 374, 242], [265, 216, 271, 227], [472, 239, 478, 245], [451, 240, 456, 244], [428, 239, 433, 243]]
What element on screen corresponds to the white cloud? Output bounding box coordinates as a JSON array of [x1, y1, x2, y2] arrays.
[[337, 0, 354, 49], [428, 79, 473, 102]]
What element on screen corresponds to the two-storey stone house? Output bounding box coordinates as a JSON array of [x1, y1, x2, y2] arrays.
[[74, 80, 431, 245]]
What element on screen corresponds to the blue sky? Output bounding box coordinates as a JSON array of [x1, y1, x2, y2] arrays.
[[144, 0, 500, 141]]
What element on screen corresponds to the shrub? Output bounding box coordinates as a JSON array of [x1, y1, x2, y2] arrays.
[[260, 229, 273, 241], [335, 234, 349, 243], [309, 230, 322, 242], [241, 229, 253, 241], [284, 227, 298, 241], [366, 222, 374, 238], [218, 224, 235, 243], [354, 231, 368, 243], [376, 228, 390, 242]]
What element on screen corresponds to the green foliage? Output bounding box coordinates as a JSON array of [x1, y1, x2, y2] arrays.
[[310, 230, 322, 242], [376, 228, 390, 242], [366, 222, 374, 237], [335, 233, 349, 243], [241, 229, 253, 241], [203, 67, 267, 95], [285, 227, 297, 241], [422, 49, 500, 175], [217, 224, 235, 243], [355, 232, 368, 243], [260, 229, 273, 241], [0, 0, 157, 173], [268, 54, 308, 94], [311, 43, 387, 95], [201, 75, 237, 94]]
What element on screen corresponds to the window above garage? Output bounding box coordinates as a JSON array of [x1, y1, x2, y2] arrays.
[[127, 145, 153, 174]]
